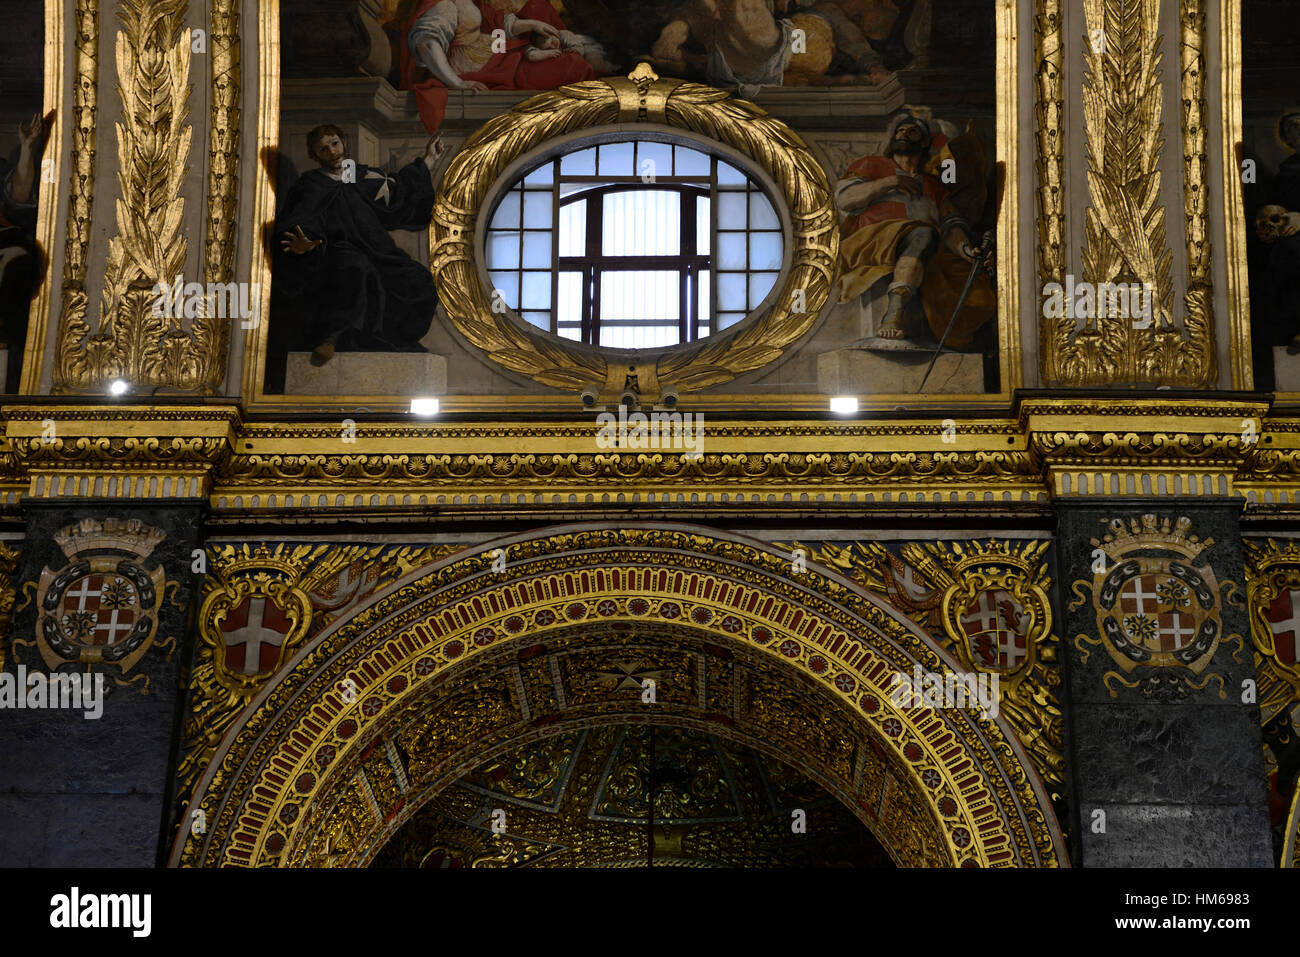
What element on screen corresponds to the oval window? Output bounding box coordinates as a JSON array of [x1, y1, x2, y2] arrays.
[[483, 138, 785, 350]]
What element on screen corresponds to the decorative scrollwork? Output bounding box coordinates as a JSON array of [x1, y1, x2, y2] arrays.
[[175, 541, 463, 825], [177, 526, 1063, 869], [50, 0, 101, 391], [0, 542, 20, 672]]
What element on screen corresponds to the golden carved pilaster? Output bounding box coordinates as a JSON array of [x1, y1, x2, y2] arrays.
[[1039, 0, 1216, 387], [54, 0, 229, 395], [48, 0, 101, 393], [1176, 0, 1217, 387], [1035, 0, 1066, 385], [1219, 0, 1253, 390], [202, 0, 240, 391]]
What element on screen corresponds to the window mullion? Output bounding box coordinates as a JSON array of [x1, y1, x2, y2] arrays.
[[681, 187, 694, 343], [710, 160, 719, 337], [550, 161, 560, 335], [585, 193, 601, 346]]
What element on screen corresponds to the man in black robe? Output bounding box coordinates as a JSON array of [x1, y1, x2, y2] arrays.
[[1248, 112, 1300, 378], [268, 124, 443, 389]]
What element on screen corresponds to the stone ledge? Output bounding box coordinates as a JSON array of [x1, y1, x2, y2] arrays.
[[279, 76, 909, 130], [1274, 347, 1300, 392], [286, 352, 447, 396], [817, 347, 983, 394]]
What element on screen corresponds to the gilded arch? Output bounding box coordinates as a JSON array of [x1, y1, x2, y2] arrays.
[[174, 524, 1065, 867], [1285, 783, 1300, 868]]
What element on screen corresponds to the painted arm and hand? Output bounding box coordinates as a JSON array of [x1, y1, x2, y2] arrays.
[[415, 135, 451, 221], [280, 225, 322, 255], [936, 194, 992, 269], [422, 132, 446, 174], [7, 112, 51, 206], [409, 1, 489, 90], [650, 19, 691, 64], [834, 172, 922, 214], [944, 224, 995, 274], [508, 16, 559, 43]]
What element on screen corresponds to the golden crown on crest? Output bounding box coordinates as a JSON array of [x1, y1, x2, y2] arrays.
[[54, 517, 167, 560], [1090, 514, 1213, 564]]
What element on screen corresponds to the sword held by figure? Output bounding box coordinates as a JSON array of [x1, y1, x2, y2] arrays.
[[916, 229, 996, 393]]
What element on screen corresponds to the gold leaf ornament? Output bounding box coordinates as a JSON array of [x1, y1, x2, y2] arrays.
[[431, 69, 836, 398]]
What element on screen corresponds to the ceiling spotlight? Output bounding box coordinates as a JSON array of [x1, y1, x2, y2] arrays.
[[108, 379, 130, 397], [408, 397, 439, 416], [829, 396, 858, 415]]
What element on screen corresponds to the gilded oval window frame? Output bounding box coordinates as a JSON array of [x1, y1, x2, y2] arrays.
[[430, 67, 838, 397], [474, 126, 795, 358]]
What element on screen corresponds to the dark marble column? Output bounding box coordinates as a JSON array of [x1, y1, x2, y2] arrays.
[[0, 502, 203, 866], [1055, 501, 1272, 866]]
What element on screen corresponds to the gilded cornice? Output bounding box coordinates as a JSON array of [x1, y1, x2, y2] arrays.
[[1018, 395, 1268, 498], [1, 396, 1300, 509], [0, 404, 241, 500]]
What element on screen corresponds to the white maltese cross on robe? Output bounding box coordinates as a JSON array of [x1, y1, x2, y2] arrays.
[[364, 169, 394, 206]]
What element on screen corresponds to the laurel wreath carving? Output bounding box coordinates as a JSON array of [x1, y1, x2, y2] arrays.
[[54, 0, 227, 393], [431, 72, 837, 395], [1041, 0, 1215, 387]]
